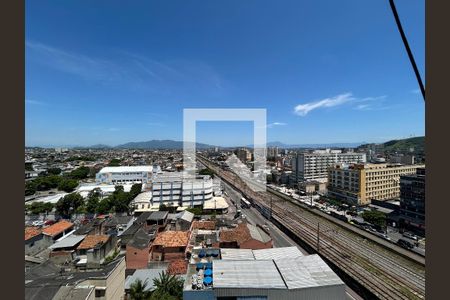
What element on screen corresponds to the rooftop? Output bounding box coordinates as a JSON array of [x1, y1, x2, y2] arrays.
[[49, 234, 86, 250], [42, 220, 74, 237], [25, 226, 42, 241], [77, 235, 110, 250], [168, 259, 188, 275], [252, 246, 303, 260], [191, 220, 216, 230], [213, 259, 286, 289], [98, 166, 153, 174], [220, 248, 254, 261], [153, 231, 189, 248], [147, 211, 169, 221], [219, 222, 271, 245], [127, 229, 152, 250], [203, 197, 229, 210], [51, 286, 95, 300]]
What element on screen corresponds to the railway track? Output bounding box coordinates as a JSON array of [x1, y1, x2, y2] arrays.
[[197, 156, 426, 299]]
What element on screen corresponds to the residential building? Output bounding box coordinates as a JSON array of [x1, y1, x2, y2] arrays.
[[399, 168, 425, 236], [291, 149, 366, 182], [42, 220, 74, 245], [327, 163, 425, 205], [126, 229, 152, 270], [124, 268, 166, 299], [95, 166, 160, 185], [76, 235, 117, 269], [236, 148, 252, 163], [389, 154, 415, 165], [267, 146, 279, 158], [150, 231, 190, 262], [219, 222, 272, 249], [151, 172, 213, 207], [25, 227, 45, 256]]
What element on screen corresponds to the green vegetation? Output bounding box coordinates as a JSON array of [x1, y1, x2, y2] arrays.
[[186, 207, 203, 215], [383, 136, 424, 153], [85, 188, 101, 213], [129, 279, 152, 300], [25, 162, 34, 171], [361, 210, 387, 228], [103, 248, 119, 264], [57, 178, 79, 192], [68, 166, 91, 180], [150, 271, 183, 300], [46, 167, 62, 175], [199, 168, 214, 177], [25, 202, 54, 214], [108, 158, 122, 166], [85, 183, 142, 214], [55, 192, 84, 218]]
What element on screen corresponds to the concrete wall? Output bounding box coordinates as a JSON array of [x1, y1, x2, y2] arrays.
[[25, 234, 46, 256]]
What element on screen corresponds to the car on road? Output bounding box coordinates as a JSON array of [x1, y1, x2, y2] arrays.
[[402, 232, 418, 241], [397, 238, 414, 249]]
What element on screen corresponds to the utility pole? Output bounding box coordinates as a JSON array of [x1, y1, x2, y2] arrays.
[[270, 195, 273, 221]]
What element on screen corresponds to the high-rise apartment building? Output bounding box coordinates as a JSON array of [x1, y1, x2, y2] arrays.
[[327, 163, 425, 205], [267, 146, 279, 158], [399, 168, 425, 235], [236, 148, 252, 163], [291, 149, 366, 182]]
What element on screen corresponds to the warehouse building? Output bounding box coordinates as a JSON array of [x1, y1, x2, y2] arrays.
[[183, 251, 346, 300]]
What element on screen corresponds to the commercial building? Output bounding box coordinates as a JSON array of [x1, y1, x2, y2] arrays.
[[389, 154, 415, 165], [183, 251, 346, 300], [399, 168, 425, 236], [327, 163, 425, 205], [267, 147, 279, 158], [95, 165, 160, 185], [291, 149, 366, 182], [151, 172, 213, 207]]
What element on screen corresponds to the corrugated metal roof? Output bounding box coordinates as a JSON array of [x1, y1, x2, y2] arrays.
[[49, 234, 86, 250], [274, 254, 345, 289], [213, 260, 285, 289], [124, 268, 166, 291], [253, 246, 303, 260], [220, 248, 255, 261]]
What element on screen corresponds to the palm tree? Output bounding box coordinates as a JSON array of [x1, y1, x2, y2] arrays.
[[151, 271, 183, 300], [129, 278, 151, 300]]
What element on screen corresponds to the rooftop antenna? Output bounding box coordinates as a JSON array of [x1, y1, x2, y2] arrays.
[[388, 0, 425, 101]]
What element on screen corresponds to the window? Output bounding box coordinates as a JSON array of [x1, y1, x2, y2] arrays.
[[95, 289, 106, 297]]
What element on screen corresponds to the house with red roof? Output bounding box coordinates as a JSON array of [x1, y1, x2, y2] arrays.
[[25, 226, 45, 255], [42, 220, 74, 245]]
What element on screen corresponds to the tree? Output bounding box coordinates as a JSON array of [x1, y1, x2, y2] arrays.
[[47, 168, 62, 175], [25, 181, 36, 196], [159, 204, 169, 211], [58, 178, 79, 192], [108, 158, 121, 166], [129, 279, 152, 300], [151, 271, 183, 300], [69, 166, 90, 180], [27, 201, 54, 215], [86, 188, 101, 213], [199, 168, 214, 178], [97, 197, 113, 214], [55, 193, 84, 218], [361, 210, 387, 228], [130, 183, 143, 199]]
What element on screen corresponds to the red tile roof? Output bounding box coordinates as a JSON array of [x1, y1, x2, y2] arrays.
[[191, 220, 216, 230], [42, 220, 74, 237], [167, 259, 188, 275], [77, 235, 110, 250], [25, 226, 42, 241], [219, 222, 251, 244], [152, 231, 189, 248]]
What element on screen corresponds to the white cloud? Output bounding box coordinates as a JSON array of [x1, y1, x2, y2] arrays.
[[267, 122, 287, 128], [25, 99, 47, 106], [294, 93, 354, 116]]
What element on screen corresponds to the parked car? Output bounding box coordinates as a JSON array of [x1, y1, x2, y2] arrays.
[[397, 238, 414, 249], [402, 232, 418, 241]]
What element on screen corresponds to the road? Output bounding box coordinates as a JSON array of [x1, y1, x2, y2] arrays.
[[221, 180, 362, 300]]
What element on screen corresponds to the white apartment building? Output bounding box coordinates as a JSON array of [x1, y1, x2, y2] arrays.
[[292, 149, 366, 182], [151, 172, 213, 207], [95, 165, 161, 185]]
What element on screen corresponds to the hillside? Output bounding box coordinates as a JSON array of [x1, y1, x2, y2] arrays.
[[358, 136, 425, 154], [115, 140, 215, 149]]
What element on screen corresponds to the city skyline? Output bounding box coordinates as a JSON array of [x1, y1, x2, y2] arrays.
[[26, 0, 424, 147]]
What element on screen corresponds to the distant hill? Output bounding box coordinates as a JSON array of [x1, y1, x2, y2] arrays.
[[263, 141, 365, 149], [358, 136, 425, 154], [115, 140, 215, 149]]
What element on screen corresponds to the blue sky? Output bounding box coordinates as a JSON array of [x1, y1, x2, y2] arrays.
[[25, 0, 425, 147]]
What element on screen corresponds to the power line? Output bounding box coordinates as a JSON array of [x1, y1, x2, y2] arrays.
[[388, 0, 425, 101]]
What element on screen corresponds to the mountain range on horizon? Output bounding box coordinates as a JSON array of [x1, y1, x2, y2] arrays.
[[27, 139, 395, 150]]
